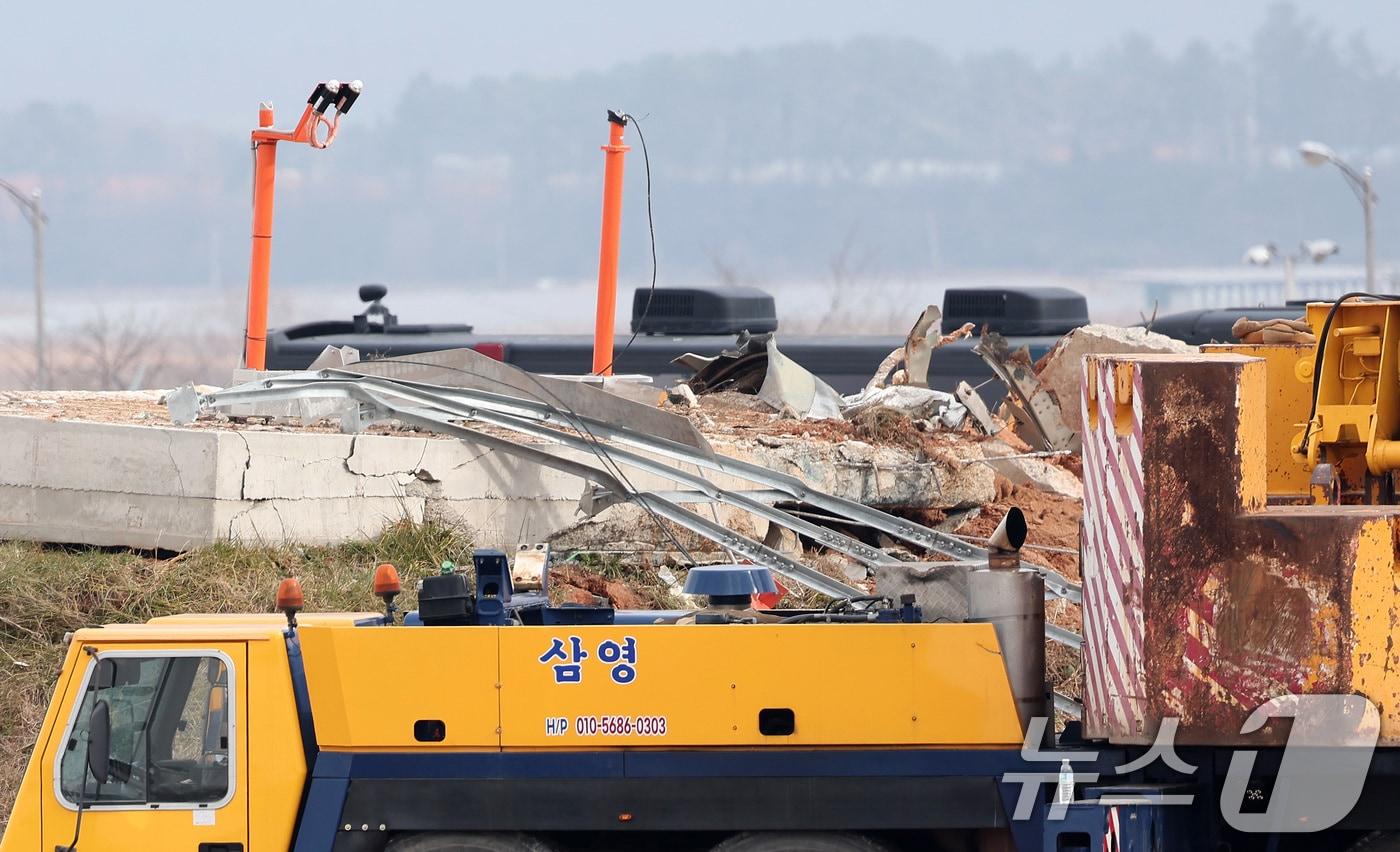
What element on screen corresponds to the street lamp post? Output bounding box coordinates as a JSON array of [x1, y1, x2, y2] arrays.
[[0, 180, 47, 389], [1300, 141, 1377, 294]]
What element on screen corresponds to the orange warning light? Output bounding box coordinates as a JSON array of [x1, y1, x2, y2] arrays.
[[373, 563, 402, 597]]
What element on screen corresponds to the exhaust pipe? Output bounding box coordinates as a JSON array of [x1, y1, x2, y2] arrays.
[[985, 504, 1028, 558], [968, 507, 1048, 738]]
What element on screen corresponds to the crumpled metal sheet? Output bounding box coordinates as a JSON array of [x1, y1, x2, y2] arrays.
[[859, 306, 976, 393], [902, 306, 941, 387], [677, 332, 845, 420], [343, 347, 712, 454], [974, 331, 1078, 452], [955, 380, 1003, 435], [756, 335, 845, 420], [676, 331, 770, 395]]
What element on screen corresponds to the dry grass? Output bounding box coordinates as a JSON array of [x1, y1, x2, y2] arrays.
[[0, 518, 473, 828], [850, 405, 921, 449]]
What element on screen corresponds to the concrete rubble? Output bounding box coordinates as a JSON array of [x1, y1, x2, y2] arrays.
[[1034, 323, 1196, 437], [0, 382, 1001, 552], [0, 319, 1143, 707], [714, 426, 997, 509], [976, 439, 1082, 501], [0, 320, 1183, 626]]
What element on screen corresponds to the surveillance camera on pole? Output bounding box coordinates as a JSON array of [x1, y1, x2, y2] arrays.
[[1244, 237, 1339, 301], [1301, 239, 1340, 264], [241, 78, 364, 372], [1244, 243, 1278, 266]]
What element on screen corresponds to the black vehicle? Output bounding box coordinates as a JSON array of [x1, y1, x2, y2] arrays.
[[264, 284, 1091, 396], [1148, 301, 1315, 345]]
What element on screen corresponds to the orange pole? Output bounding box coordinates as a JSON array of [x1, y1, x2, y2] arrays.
[[592, 113, 630, 375], [237, 84, 361, 370], [244, 118, 279, 370]]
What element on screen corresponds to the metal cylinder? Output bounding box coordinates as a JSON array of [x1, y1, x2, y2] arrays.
[[986, 504, 1028, 554], [244, 137, 279, 370], [968, 560, 1047, 736], [592, 113, 630, 376]]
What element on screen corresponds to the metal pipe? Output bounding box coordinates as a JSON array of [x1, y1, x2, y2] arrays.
[[0, 180, 46, 388], [968, 508, 1048, 735], [985, 505, 1027, 555], [592, 112, 629, 375], [31, 190, 46, 390], [1364, 167, 1376, 295], [243, 130, 278, 370]]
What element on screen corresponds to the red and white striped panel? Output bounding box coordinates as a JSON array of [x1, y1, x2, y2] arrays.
[[1080, 359, 1148, 741], [1103, 805, 1121, 852]]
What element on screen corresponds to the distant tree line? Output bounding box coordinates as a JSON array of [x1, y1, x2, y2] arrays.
[[0, 2, 1393, 292]]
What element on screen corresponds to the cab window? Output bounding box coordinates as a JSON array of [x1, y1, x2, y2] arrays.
[[60, 654, 232, 807]]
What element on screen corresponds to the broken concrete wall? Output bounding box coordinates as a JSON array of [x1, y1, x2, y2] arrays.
[[1, 409, 992, 553], [1037, 324, 1196, 436], [1, 416, 230, 550], [0, 416, 690, 551]]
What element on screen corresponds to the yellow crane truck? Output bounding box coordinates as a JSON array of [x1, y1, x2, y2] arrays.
[[1, 549, 1059, 852], [12, 294, 1400, 851]]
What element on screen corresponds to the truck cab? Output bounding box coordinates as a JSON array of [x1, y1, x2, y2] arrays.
[[1, 617, 365, 852]]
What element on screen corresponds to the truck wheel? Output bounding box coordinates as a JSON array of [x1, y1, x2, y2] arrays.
[[386, 833, 558, 852], [1351, 833, 1400, 852], [710, 832, 891, 852]]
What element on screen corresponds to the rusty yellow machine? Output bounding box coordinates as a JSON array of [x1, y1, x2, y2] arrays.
[[13, 294, 1400, 852], [1292, 297, 1400, 502]]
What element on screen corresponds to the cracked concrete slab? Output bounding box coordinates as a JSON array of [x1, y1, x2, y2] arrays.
[[0, 414, 758, 552], [1036, 324, 1196, 437], [0, 393, 1000, 552], [0, 415, 224, 498], [0, 413, 610, 550]]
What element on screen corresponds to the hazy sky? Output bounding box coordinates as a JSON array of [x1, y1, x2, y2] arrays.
[[7, 1, 1398, 130]]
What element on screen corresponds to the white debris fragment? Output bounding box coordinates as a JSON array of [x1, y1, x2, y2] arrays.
[[842, 385, 968, 428], [669, 384, 700, 409]]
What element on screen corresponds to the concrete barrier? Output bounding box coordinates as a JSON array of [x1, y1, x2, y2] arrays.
[[0, 416, 601, 550], [0, 412, 990, 552]]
